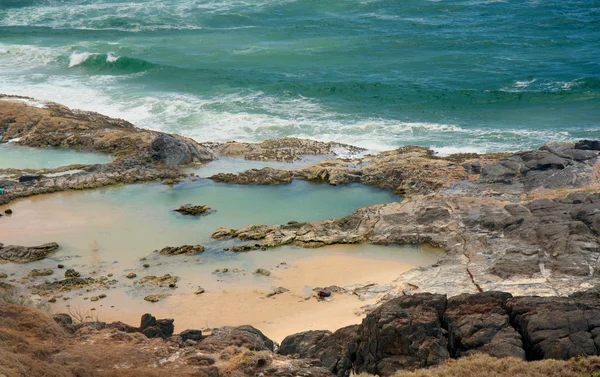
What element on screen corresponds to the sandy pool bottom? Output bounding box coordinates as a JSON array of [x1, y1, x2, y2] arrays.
[[50, 250, 424, 343]]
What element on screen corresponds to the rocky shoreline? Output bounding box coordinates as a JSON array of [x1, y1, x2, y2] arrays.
[[1, 96, 600, 376]]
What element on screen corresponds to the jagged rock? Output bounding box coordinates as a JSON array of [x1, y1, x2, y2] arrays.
[[443, 291, 525, 359], [28, 268, 54, 277], [158, 245, 205, 256], [0, 98, 214, 164], [31, 276, 117, 296], [139, 313, 174, 339], [211, 227, 237, 240], [198, 325, 274, 352], [353, 294, 450, 376], [0, 242, 59, 263], [210, 167, 293, 185], [173, 204, 212, 216], [205, 138, 366, 162]]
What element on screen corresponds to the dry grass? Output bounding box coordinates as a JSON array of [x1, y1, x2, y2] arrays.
[[355, 354, 600, 377], [0, 302, 205, 377], [219, 348, 273, 377]]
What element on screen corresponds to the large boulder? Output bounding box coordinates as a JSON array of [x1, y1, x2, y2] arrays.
[[443, 291, 525, 359], [151, 134, 214, 167], [198, 325, 274, 352], [353, 293, 450, 376], [280, 326, 359, 376], [139, 313, 174, 339], [506, 295, 600, 360]]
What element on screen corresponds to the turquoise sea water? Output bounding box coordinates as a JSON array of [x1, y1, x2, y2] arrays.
[[0, 0, 598, 154]]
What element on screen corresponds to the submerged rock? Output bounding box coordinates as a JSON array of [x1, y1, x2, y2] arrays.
[[0, 242, 59, 263], [158, 244, 205, 255], [28, 268, 53, 277], [138, 274, 179, 287], [173, 204, 212, 216], [254, 268, 271, 276], [143, 293, 170, 303]]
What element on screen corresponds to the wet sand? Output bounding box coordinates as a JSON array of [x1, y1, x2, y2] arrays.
[[52, 253, 419, 342]]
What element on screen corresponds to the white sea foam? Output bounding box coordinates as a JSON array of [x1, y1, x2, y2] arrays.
[[0, 66, 580, 155], [68, 51, 95, 68], [0, 98, 47, 108], [431, 146, 488, 156], [106, 53, 120, 63]]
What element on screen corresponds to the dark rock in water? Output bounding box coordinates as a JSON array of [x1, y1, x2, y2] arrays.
[[151, 134, 214, 167], [158, 244, 205, 255], [28, 268, 54, 277], [18, 175, 42, 183], [353, 293, 449, 376], [57, 264, 64, 269], [180, 329, 203, 342], [4, 208, 13, 214], [231, 244, 262, 252], [0, 242, 59, 263], [139, 313, 174, 339], [198, 325, 274, 352], [443, 291, 525, 359], [174, 204, 212, 216], [64, 269, 80, 278]]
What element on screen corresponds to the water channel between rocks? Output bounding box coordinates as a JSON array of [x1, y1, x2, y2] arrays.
[[0, 157, 444, 341]]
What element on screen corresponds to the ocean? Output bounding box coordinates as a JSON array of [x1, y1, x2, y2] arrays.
[[1, 0, 598, 154]]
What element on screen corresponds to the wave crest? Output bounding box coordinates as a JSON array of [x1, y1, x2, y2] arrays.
[[68, 51, 154, 73]]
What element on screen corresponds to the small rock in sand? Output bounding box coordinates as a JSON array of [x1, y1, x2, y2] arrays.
[[4, 209, 12, 215], [0, 273, 9, 279], [126, 272, 137, 279], [195, 287, 206, 295], [144, 293, 170, 303], [266, 287, 289, 298], [90, 296, 99, 302]]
